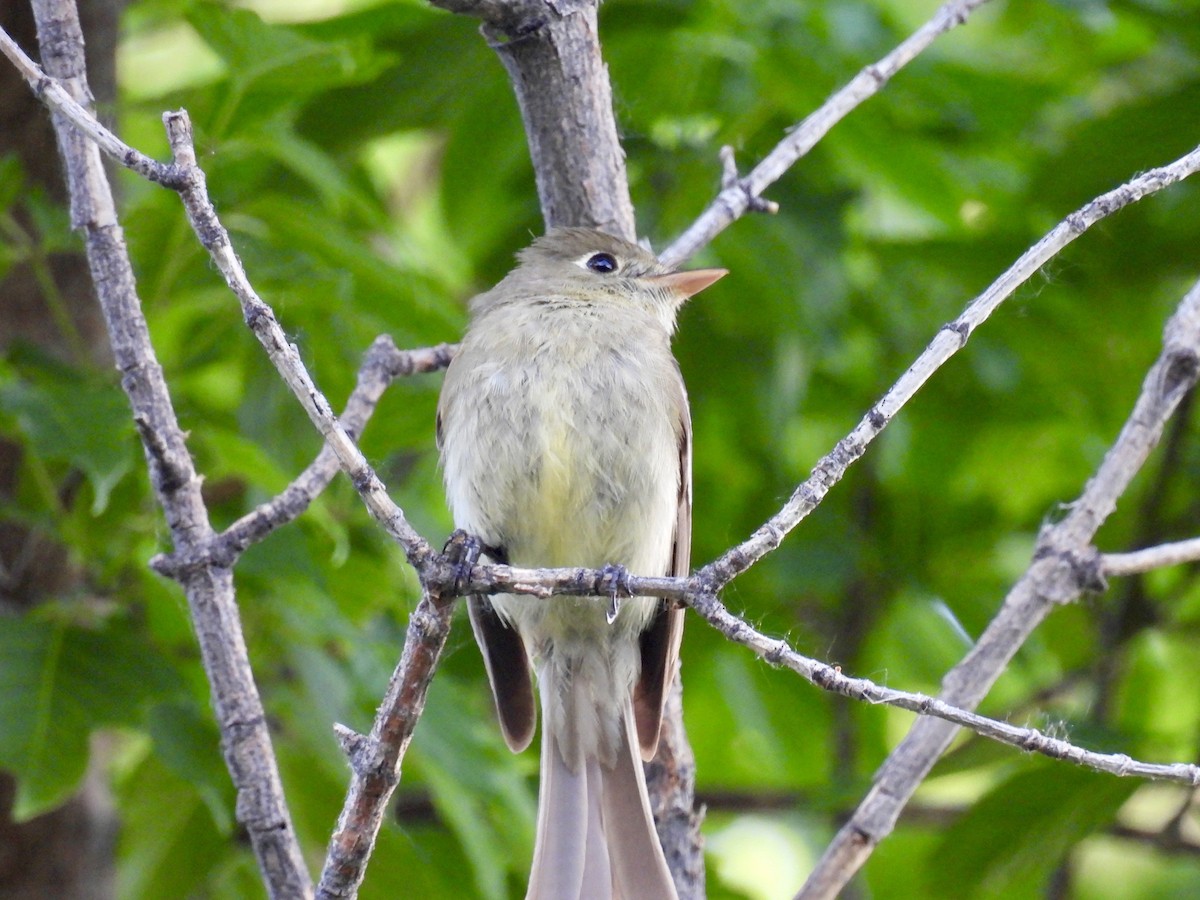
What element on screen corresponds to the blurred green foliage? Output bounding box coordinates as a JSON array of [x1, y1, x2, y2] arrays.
[[3, 0, 1200, 897]]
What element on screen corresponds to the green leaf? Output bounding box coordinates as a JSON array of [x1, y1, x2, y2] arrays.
[[146, 701, 233, 834], [186, 2, 385, 99], [115, 752, 246, 900], [0, 618, 180, 819], [0, 155, 25, 213], [0, 362, 134, 514], [927, 764, 1139, 898], [1113, 630, 1200, 759], [233, 121, 385, 224], [236, 194, 457, 342]]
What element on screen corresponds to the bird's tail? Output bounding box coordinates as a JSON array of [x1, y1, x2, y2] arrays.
[[526, 697, 678, 900]]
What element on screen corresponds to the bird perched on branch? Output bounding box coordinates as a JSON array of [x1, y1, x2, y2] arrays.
[[437, 228, 725, 899]]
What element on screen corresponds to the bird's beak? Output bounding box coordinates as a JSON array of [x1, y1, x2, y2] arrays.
[[646, 268, 728, 298]]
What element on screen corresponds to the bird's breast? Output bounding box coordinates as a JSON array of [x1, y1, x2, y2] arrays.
[[441, 306, 680, 574]]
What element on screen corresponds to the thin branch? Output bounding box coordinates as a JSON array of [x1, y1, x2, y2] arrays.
[[686, 591, 1200, 785], [6, 8, 311, 898], [796, 276, 1200, 900], [317, 588, 457, 899], [1109, 823, 1200, 858], [660, 0, 994, 268], [198, 338, 453, 570], [691, 143, 1200, 600], [0, 25, 172, 185], [157, 110, 438, 576], [1102, 537, 1200, 577]]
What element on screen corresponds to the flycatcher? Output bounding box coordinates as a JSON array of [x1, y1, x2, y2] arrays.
[[437, 228, 726, 899]]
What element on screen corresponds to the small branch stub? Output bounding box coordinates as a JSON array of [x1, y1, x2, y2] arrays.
[[719, 145, 778, 215]]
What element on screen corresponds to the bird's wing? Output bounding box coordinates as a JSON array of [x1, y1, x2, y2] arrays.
[[632, 382, 690, 759]]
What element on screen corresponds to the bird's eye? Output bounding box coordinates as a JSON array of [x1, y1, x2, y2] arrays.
[[585, 252, 618, 274]]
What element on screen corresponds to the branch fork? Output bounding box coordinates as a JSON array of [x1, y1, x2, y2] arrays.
[[718, 145, 779, 216]]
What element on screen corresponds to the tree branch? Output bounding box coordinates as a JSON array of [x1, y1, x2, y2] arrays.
[[661, 0, 995, 268], [796, 275, 1200, 899], [431, 0, 636, 240], [7, 6, 311, 897], [170, 338, 454, 572], [0, 19, 168, 184], [317, 588, 457, 899], [1102, 536, 1200, 577], [691, 143, 1200, 600], [688, 591, 1200, 785]]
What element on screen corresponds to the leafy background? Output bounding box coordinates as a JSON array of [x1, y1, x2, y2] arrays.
[[3, 0, 1200, 897]]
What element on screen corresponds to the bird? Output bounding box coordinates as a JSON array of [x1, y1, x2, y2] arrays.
[[437, 227, 726, 899]]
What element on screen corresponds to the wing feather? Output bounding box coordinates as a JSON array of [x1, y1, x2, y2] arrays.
[[632, 382, 690, 759]]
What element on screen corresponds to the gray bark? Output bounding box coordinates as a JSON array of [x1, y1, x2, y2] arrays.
[[20, 2, 313, 896], [434, 0, 636, 241], [0, 1, 122, 896]]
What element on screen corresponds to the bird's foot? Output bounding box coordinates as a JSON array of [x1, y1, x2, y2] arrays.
[[442, 529, 483, 596], [598, 563, 632, 624]]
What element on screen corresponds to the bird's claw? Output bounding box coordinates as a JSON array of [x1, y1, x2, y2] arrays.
[[598, 563, 631, 624], [443, 529, 483, 596]]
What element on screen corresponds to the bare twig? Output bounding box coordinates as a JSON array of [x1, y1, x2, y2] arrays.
[[317, 588, 457, 899], [0, 24, 170, 185], [1102, 537, 1200, 577], [204, 338, 455, 569], [687, 591, 1200, 785], [692, 143, 1200, 601], [157, 110, 438, 576], [797, 276, 1200, 900], [1109, 822, 1200, 858], [661, 0, 994, 268], [7, 7, 311, 897]]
